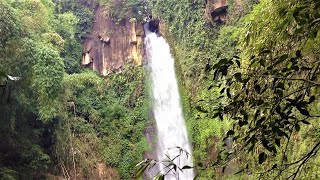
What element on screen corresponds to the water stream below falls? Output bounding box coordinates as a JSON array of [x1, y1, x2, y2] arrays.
[[144, 24, 195, 180]]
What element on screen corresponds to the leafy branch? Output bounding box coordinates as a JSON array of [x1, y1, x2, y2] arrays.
[[206, 48, 320, 179], [135, 147, 194, 180]]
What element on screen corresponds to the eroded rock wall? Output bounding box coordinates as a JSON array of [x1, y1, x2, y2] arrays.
[[82, 5, 144, 76]]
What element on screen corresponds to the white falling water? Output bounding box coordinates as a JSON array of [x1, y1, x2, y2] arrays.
[[144, 24, 194, 180]]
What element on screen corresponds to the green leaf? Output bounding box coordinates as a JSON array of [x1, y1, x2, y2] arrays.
[[262, 139, 270, 151], [239, 120, 248, 127], [276, 82, 285, 90], [275, 105, 281, 114], [240, 110, 248, 120], [221, 66, 228, 76], [0, 71, 6, 78], [234, 169, 245, 175], [214, 70, 220, 80], [275, 89, 283, 98], [301, 120, 310, 124], [261, 49, 272, 54], [275, 54, 289, 66], [296, 50, 302, 58], [295, 123, 301, 132], [234, 72, 242, 81], [275, 138, 280, 147], [156, 174, 165, 180], [182, 165, 193, 170], [213, 58, 229, 69], [274, 127, 289, 139], [220, 88, 225, 94], [227, 130, 235, 136], [256, 117, 266, 126], [254, 85, 261, 94], [256, 99, 264, 106], [292, 66, 299, 71], [259, 59, 266, 67], [297, 108, 310, 116], [213, 112, 220, 119], [279, 8, 287, 16], [136, 163, 149, 179], [293, 6, 308, 25], [204, 63, 212, 72], [195, 106, 208, 113], [258, 152, 267, 164], [226, 88, 231, 98], [173, 164, 177, 171], [254, 110, 260, 120], [272, 164, 278, 169], [235, 60, 241, 68], [308, 96, 315, 104]]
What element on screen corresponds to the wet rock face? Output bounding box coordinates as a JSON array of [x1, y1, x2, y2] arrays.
[[82, 6, 144, 76], [143, 124, 159, 179], [148, 19, 160, 33]]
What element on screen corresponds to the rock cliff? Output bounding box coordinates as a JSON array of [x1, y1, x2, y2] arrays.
[[82, 5, 144, 76], [205, 0, 242, 23]]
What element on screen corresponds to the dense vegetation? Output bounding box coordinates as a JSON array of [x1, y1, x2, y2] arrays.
[[100, 0, 149, 22], [151, 0, 320, 179], [2, 0, 320, 179], [0, 0, 149, 179]]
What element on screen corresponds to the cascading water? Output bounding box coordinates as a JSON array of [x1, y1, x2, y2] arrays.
[[144, 23, 194, 180]]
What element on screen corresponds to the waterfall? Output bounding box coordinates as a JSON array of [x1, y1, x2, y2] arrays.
[[144, 24, 195, 180]]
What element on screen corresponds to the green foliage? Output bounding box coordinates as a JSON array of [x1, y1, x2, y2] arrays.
[[56, 0, 94, 41], [238, 0, 320, 57], [55, 12, 78, 39], [0, 1, 21, 48], [61, 68, 150, 179], [150, 0, 320, 179], [55, 1, 95, 73], [101, 67, 149, 179], [0, 168, 18, 180], [101, 0, 149, 22], [60, 37, 82, 74], [151, 0, 257, 178], [0, 1, 151, 179], [135, 147, 193, 180], [207, 0, 320, 179], [32, 44, 64, 121], [0, 1, 67, 177]]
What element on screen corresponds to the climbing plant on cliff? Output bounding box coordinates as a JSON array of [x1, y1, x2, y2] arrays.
[[209, 0, 320, 179]]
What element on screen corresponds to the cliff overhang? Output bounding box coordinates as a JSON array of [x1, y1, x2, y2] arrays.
[[205, 0, 229, 23]]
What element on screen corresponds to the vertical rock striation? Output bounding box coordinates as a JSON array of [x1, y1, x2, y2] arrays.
[[82, 5, 144, 76]]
